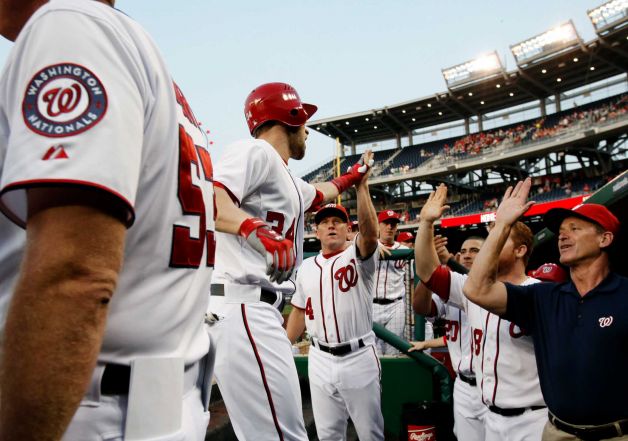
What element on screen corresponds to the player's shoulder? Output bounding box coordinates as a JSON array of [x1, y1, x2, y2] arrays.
[[30, 0, 125, 27], [221, 138, 274, 160]]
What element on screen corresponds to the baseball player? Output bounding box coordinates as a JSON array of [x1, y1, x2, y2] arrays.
[[208, 82, 374, 440], [415, 185, 547, 441], [412, 235, 487, 441], [286, 164, 383, 441], [396, 231, 415, 248], [0, 1, 214, 440], [347, 219, 359, 241], [373, 210, 411, 355]]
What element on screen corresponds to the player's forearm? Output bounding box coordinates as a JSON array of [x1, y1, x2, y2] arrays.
[[412, 283, 433, 315], [463, 222, 510, 313], [286, 308, 306, 344], [355, 182, 378, 255], [423, 337, 447, 349], [214, 187, 250, 234], [0, 206, 124, 440], [414, 220, 440, 282], [313, 181, 340, 203]]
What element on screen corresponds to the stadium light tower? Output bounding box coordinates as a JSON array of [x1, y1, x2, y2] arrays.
[[441, 51, 505, 89], [510, 20, 582, 66], [588, 0, 628, 34]]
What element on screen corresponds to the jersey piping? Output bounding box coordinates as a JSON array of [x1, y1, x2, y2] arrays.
[[241, 304, 284, 441], [314, 256, 329, 343]]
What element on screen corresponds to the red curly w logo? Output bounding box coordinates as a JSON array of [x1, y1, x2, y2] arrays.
[[334, 259, 359, 292]]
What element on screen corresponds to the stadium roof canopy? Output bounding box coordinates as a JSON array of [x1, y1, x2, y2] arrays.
[[308, 6, 628, 146]]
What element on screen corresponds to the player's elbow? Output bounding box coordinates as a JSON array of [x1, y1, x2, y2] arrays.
[[62, 263, 120, 308], [411, 290, 432, 315], [415, 263, 438, 285], [462, 276, 491, 307], [412, 301, 431, 316]]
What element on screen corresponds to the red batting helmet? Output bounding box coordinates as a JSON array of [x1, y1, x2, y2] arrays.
[[244, 82, 318, 135]]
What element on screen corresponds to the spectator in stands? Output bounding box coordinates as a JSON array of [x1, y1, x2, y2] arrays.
[[463, 178, 627, 441], [563, 181, 572, 197]]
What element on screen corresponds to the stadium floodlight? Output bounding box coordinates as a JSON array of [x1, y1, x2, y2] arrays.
[[510, 21, 581, 66], [442, 51, 504, 89], [588, 0, 628, 33]]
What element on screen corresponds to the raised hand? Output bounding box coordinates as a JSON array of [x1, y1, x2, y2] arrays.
[[330, 150, 375, 193], [419, 184, 450, 224], [355, 150, 375, 186], [239, 218, 295, 283], [434, 234, 452, 264], [495, 178, 535, 226]]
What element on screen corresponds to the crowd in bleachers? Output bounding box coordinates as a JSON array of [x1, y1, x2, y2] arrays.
[[442, 94, 628, 159], [301, 93, 627, 183]]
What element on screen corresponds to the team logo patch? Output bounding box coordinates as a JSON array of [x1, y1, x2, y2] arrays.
[[22, 63, 107, 137], [334, 258, 358, 292], [599, 316, 613, 328]]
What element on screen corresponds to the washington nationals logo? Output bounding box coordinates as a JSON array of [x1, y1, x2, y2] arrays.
[[22, 63, 107, 137], [334, 258, 359, 292], [599, 316, 614, 328]]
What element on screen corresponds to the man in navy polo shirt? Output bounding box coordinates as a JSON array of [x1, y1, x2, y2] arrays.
[[464, 177, 627, 441]]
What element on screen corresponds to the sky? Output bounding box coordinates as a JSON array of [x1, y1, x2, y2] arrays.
[[0, 0, 604, 176]]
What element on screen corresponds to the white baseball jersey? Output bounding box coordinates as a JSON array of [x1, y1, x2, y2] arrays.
[[292, 239, 379, 343], [429, 268, 545, 408], [292, 239, 384, 441], [211, 138, 317, 299], [374, 241, 409, 301], [0, 0, 215, 366], [432, 294, 475, 376], [208, 138, 317, 440]]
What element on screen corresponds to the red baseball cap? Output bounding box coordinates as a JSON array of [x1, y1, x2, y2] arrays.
[[397, 232, 414, 243], [315, 204, 349, 224], [544, 203, 620, 235], [350, 220, 359, 230], [529, 263, 568, 283], [378, 209, 401, 223]]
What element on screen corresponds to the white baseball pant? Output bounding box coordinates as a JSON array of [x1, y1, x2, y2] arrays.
[[62, 360, 210, 441], [209, 302, 307, 441], [484, 406, 547, 441], [308, 343, 384, 441], [452, 377, 486, 441], [373, 300, 405, 355]]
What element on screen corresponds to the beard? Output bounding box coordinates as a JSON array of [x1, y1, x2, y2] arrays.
[[288, 128, 306, 160]]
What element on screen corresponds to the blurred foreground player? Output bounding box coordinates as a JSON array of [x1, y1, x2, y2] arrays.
[[0, 1, 215, 440]]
